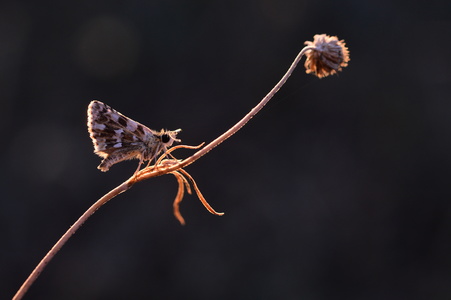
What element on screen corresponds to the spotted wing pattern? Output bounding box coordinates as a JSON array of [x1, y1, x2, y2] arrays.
[[87, 100, 180, 172]]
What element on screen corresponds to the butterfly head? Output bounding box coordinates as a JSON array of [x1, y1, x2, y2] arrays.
[[159, 128, 182, 147]]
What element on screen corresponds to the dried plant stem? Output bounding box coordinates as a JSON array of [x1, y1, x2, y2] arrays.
[[161, 45, 315, 173], [13, 178, 135, 300], [14, 45, 313, 300], [136, 45, 316, 184]]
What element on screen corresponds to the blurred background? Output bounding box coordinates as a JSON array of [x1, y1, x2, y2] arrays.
[[2, 0, 450, 299]]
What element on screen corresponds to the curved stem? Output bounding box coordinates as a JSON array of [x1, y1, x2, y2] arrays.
[[14, 44, 312, 299], [13, 179, 135, 300], [139, 45, 314, 180], [179, 46, 314, 167]]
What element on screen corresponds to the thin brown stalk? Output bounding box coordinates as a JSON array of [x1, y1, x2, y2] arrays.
[[14, 41, 336, 300], [138, 45, 316, 179], [13, 178, 135, 300]]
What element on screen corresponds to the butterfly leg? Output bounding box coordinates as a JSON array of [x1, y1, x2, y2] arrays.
[[133, 158, 144, 177]]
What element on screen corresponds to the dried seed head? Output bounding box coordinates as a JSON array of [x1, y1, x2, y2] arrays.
[[304, 34, 350, 78]]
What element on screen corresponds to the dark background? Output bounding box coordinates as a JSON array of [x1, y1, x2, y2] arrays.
[[2, 0, 451, 299]]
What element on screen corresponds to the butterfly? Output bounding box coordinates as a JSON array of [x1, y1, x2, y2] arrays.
[[87, 100, 181, 172]]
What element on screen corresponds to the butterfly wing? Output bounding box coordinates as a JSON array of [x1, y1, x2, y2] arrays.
[[87, 100, 156, 171]]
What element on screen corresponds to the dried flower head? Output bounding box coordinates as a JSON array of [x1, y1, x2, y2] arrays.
[[304, 34, 350, 78]]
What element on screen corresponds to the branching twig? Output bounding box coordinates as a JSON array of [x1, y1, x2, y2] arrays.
[[13, 34, 349, 300]]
